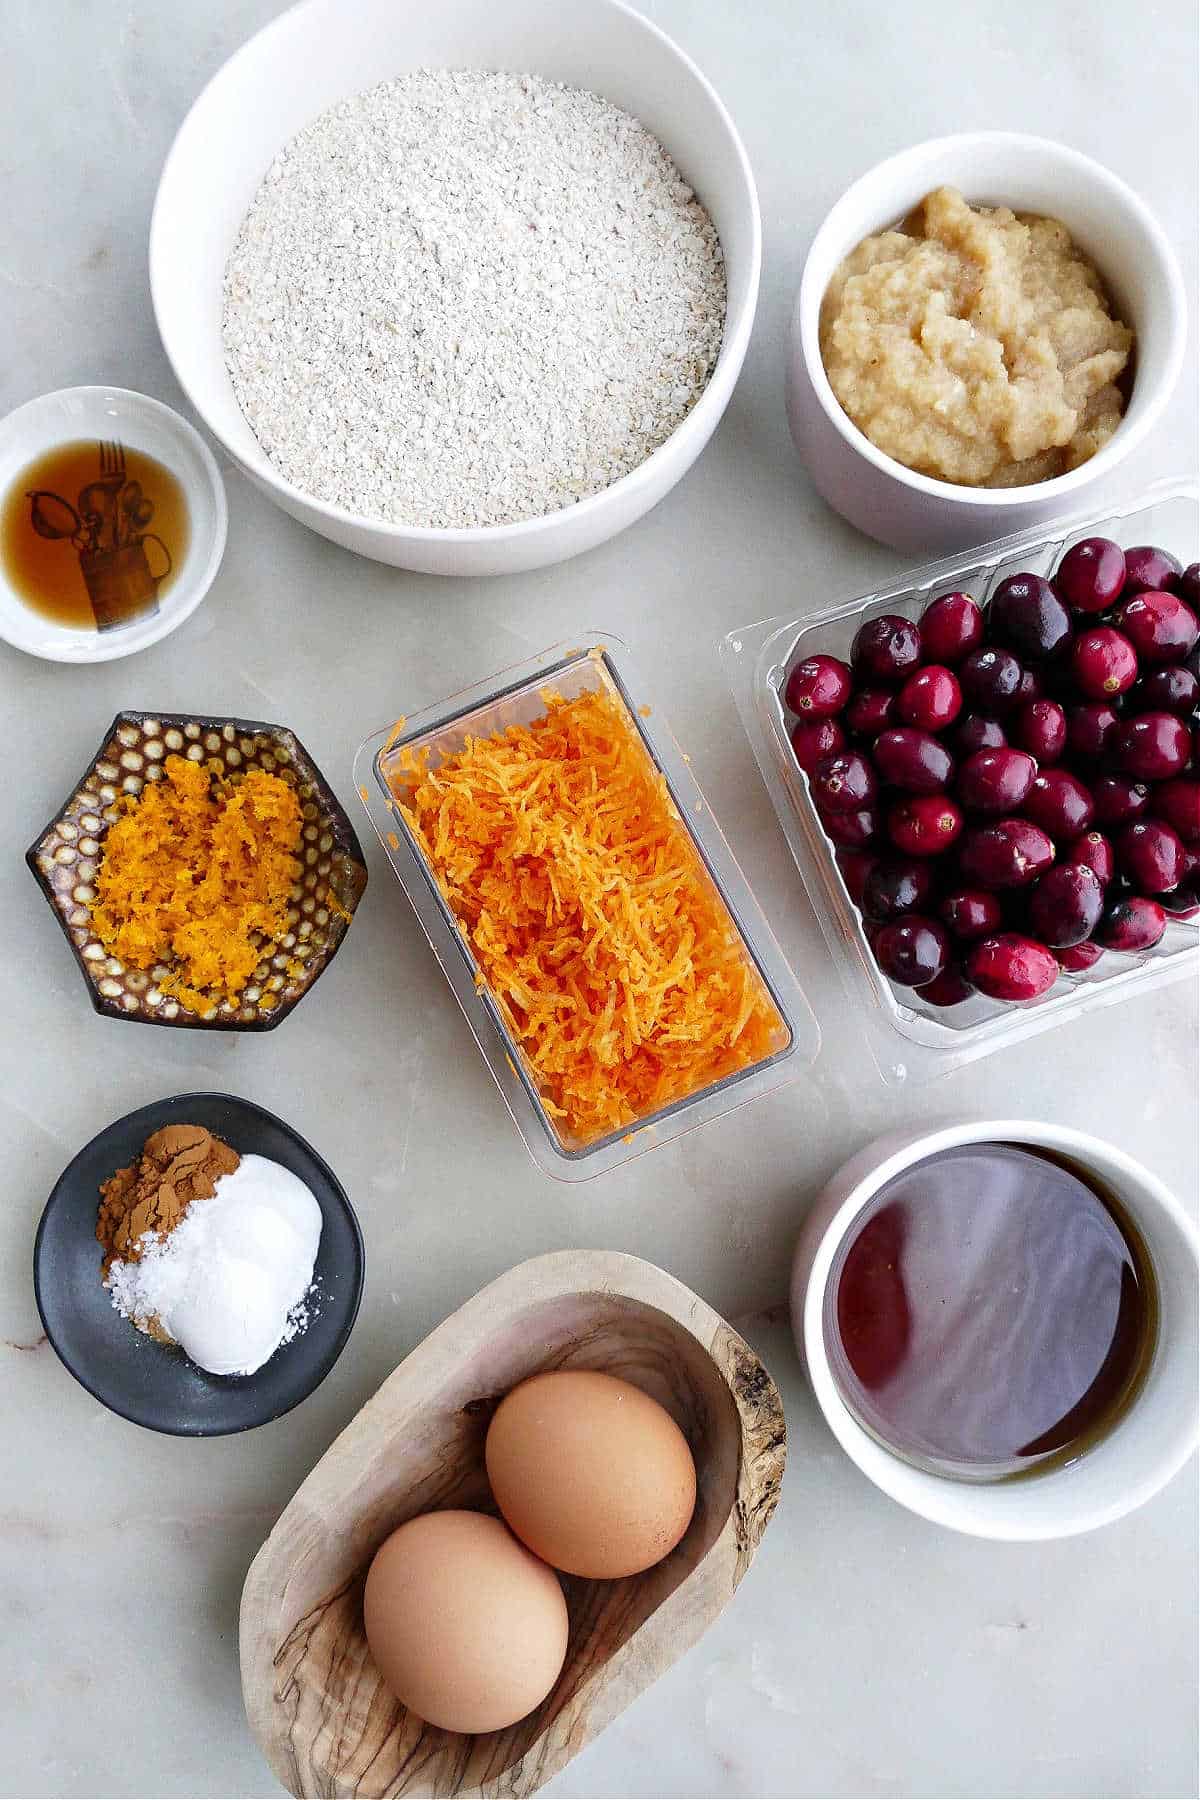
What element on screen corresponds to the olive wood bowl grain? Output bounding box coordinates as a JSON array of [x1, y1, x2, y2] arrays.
[[240, 1250, 786, 1798]]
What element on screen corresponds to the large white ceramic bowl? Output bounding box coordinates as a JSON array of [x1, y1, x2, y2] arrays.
[[791, 1119, 1199, 1540], [149, 0, 760, 578], [786, 133, 1187, 556]]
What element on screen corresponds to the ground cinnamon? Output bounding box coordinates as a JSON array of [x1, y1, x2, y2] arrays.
[[97, 1123, 240, 1276]]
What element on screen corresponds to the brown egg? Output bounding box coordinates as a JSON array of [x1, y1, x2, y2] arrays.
[[485, 1370, 698, 1579], [362, 1510, 568, 1734]]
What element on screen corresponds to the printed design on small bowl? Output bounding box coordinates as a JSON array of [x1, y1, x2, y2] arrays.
[[27, 440, 172, 630], [27, 711, 368, 1029]]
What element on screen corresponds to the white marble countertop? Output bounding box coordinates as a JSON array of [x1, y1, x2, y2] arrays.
[[2, 1, 1197, 1796]]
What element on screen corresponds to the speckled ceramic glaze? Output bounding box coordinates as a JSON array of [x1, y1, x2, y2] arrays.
[[27, 711, 367, 1029]]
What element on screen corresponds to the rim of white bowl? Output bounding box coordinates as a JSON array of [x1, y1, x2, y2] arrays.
[[0, 384, 228, 664], [796, 130, 1188, 508], [148, 0, 762, 545], [800, 1117, 1200, 1540]]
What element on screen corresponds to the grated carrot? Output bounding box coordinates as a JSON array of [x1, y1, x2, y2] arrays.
[[391, 685, 785, 1142]]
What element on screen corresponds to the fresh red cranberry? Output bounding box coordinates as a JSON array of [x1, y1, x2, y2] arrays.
[[1065, 702, 1120, 762], [1064, 830, 1116, 886], [919, 591, 983, 664], [965, 934, 1059, 1001], [1055, 537, 1127, 612], [785, 654, 853, 717], [1151, 779, 1200, 844], [790, 716, 846, 774], [1023, 769, 1095, 840], [819, 803, 882, 849], [1013, 699, 1066, 763], [988, 573, 1073, 660], [1116, 820, 1188, 893], [852, 614, 922, 683], [1162, 879, 1200, 919], [1114, 711, 1191, 780], [1116, 590, 1200, 667], [957, 747, 1037, 813], [873, 914, 950, 986], [872, 727, 955, 793], [1098, 895, 1167, 952], [845, 687, 897, 737], [1130, 666, 1199, 716], [1092, 776, 1151, 827], [862, 857, 937, 923], [897, 664, 962, 731], [953, 713, 1008, 756], [888, 795, 963, 857], [1028, 863, 1105, 947], [960, 819, 1056, 888], [939, 887, 1004, 941], [836, 849, 876, 906], [960, 646, 1024, 711], [1123, 545, 1183, 594], [1072, 626, 1139, 699], [917, 963, 976, 1006], [1057, 940, 1105, 972], [812, 750, 877, 811], [1177, 563, 1200, 609]]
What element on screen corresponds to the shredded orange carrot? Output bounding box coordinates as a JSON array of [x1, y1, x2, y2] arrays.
[[391, 685, 786, 1142], [90, 755, 302, 1014]]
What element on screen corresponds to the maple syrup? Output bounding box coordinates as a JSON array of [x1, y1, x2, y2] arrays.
[[0, 439, 189, 632]]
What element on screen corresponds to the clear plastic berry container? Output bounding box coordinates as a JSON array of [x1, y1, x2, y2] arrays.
[[355, 636, 819, 1178], [722, 479, 1199, 1086]]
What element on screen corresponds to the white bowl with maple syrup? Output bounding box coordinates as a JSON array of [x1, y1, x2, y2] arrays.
[[0, 385, 227, 663]]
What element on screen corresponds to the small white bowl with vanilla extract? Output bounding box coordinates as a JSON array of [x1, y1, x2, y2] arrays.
[[791, 1120, 1199, 1539]]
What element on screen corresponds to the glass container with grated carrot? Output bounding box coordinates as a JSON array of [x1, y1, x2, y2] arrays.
[[390, 681, 788, 1144]]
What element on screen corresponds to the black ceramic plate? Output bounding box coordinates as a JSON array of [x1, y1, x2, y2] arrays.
[[34, 1092, 364, 1435]]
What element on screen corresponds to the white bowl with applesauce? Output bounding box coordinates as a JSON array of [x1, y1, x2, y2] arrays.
[[149, 0, 760, 578], [791, 1119, 1199, 1540], [786, 133, 1187, 555]]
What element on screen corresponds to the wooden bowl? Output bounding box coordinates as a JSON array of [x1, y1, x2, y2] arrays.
[[240, 1251, 786, 1798]]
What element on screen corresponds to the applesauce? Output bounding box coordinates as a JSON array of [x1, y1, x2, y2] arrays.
[[819, 186, 1133, 488]]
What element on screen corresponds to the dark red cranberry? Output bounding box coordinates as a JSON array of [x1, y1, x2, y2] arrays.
[[1162, 879, 1200, 919], [1072, 626, 1139, 699], [1055, 537, 1126, 613], [1177, 563, 1200, 609], [960, 647, 1024, 711], [1058, 940, 1104, 972], [862, 858, 937, 923], [819, 803, 882, 849], [919, 591, 983, 664], [960, 819, 1055, 888], [852, 614, 922, 683], [917, 963, 976, 1007], [1114, 711, 1191, 780], [1028, 863, 1105, 947], [953, 713, 1008, 756], [836, 849, 876, 906], [988, 572, 1072, 660], [887, 795, 963, 857], [1013, 699, 1066, 763], [957, 747, 1037, 814], [1123, 545, 1183, 594], [1130, 666, 1199, 716], [1098, 895, 1167, 952], [872, 727, 954, 793], [1011, 667, 1043, 707], [812, 750, 877, 811], [1023, 769, 1095, 840], [790, 716, 846, 774], [965, 933, 1059, 1001], [897, 664, 962, 731], [1092, 776, 1151, 827], [1115, 590, 1200, 666], [785, 654, 852, 717], [939, 887, 1004, 941], [845, 687, 897, 737], [873, 914, 950, 986], [1064, 831, 1116, 886], [1151, 779, 1200, 844], [1065, 702, 1120, 762], [1116, 820, 1188, 894]]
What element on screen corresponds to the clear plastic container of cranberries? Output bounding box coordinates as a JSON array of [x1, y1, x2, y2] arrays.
[[722, 478, 1199, 1085]]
